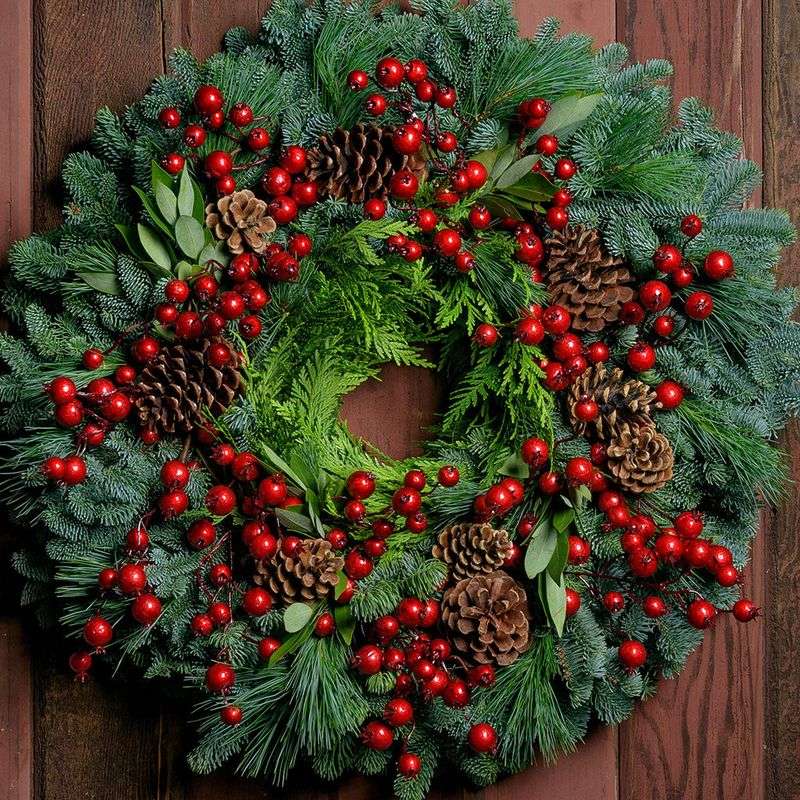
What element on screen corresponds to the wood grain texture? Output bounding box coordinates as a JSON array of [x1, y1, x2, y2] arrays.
[[617, 2, 766, 799], [0, 1, 34, 800], [763, 2, 800, 798]]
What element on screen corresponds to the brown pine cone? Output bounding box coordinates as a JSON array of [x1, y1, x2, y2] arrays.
[[567, 363, 660, 442], [432, 522, 513, 581], [254, 538, 344, 604], [606, 425, 674, 493], [205, 189, 276, 254], [543, 226, 635, 332], [305, 123, 427, 204], [441, 571, 530, 666], [134, 338, 243, 436]]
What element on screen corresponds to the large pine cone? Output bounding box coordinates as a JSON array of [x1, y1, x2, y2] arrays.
[[254, 538, 344, 604], [205, 189, 276, 254], [606, 425, 674, 493], [544, 226, 635, 332], [305, 123, 427, 204], [432, 523, 513, 582], [134, 338, 243, 436], [442, 571, 530, 666], [567, 363, 660, 442]]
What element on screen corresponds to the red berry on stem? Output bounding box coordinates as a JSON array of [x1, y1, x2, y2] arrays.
[[565, 588, 581, 617], [627, 342, 656, 372], [162, 153, 185, 175], [83, 348, 104, 369], [204, 150, 233, 179], [732, 598, 759, 622], [365, 93, 387, 115], [205, 484, 237, 515], [603, 591, 625, 613], [194, 85, 223, 114], [347, 69, 369, 91], [83, 616, 113, 648], [656, 379, 685, 409], [643, 595, 667, 618], [131, 593, 162, 625], [703, 250, 734, 280], [639, 279, 672, 312], [681, 214, 703, 237], [653, 243, 683, 273], [435, 85, 457, 108], [62, 455, 88, 485], [158, 107, 181, 128], [389, 169, 418, 199], [205, 662, 235, 693], [653, 315, 675, 337], [438, 465, 460, 486], [242, 587, 273, 616], [473, 322, 499, 348], [687, 598, 716, 629], [628, 547, 658, 577], [685, 290, 714, 320], [618, 639, 647, 670], [675, 510, 704, 538], [361, 720, 393, 750], [468, 723, 497, 753]]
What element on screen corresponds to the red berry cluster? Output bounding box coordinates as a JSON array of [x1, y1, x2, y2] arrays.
[[355, 596, 499, 775]]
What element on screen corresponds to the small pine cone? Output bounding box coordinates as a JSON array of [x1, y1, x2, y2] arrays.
[[432, 522, 513, 581], [543, 226, 635, 332], [441, 571, 530, 667], [205, 189, 276, 254], [305, 123, 427, 204], [606, 425, 674, 494], [567, 363, 660, 442], [255, 538, 344, 604], [134, 338, 243, 436]]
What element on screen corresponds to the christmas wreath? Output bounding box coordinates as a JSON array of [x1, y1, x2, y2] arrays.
[[3, 1, 798, 797]]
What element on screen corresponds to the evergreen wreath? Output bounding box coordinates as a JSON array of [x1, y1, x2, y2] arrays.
[[2, 1, 798, 796]]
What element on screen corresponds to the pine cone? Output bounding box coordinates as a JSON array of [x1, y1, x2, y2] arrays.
[[543, 226, 635, 332], [606, 425, 674, 494], [567, 363, 660, 442], [432, 522, 513, 581], [441, 571, 530, 666], [305, 123, 427, 204], [205, 189, 276, 254], [254, 538, 344, 604], [134, 338, 243, 436]]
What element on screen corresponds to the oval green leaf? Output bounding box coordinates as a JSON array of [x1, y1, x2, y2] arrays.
[[536, 93, 603, 140], [177, 167, 195, 217], [137, 223, 172, 269], [496, 155, 540, 189], [524, 519, 557, 578], [175, 215, 206, 259], [155, 183, 178, 225], [283, 602, 314, 633]]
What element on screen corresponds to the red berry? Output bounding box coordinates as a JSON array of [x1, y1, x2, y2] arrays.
[[194, 85, 223, 114], [361, 720, 393, 750], [205, 484, 237, 515], [565, 458, 593, 487], [433, 228, 462, 257], [546, 206, 569, 230], [209, 563, 233, 587], [313, 612, 335, 637], [565, 588, 581, 617], [228, 102, 254, 126], [687, 598, 716, 629], [209, 602, 232, 626], [158, 107, 181, 128], [537, 470, 562, 495], [384, 697, 414, 727], [205, 662, 235, 693], [365, 93, 387, 115], [627, 342, 656, 372], [392, 124, 422, 155], [415, 79, 436, 102], [436, 131, 458, 152], [83, 616, 113, 648], [654, 533, 684, 564], [574, 396, 599, 422], [259, 474, 287, 506], [161, 153, 185, 175], [703, 250, 734, 280], [397, 753, 421, 779], [643, 595, 667, 618], [587, 341, 610, 363], [468, 723, 497, 753], [603, 591, 625, 613], [628, 547, 658, 577], [542, 304, 571, 334], [653, 315, 675, 337], [554, 158, 576, 180], [183, 123, 206, 148], [345, 549, 373, 580], [675, 510, 703, 538], [732, 598, 759, 622], [656, 379, 685, 409], [131, 593, 162, 625], [249, 532, 278, 560], [552, 187, 572, 207], [437, 465, 460, 486], [473, 322, 499, 348], [242, 587, 273, 616], [160, 459, 189, 489], [258, 637, 281, 660], [347, 69, 369, 91], [435, 85, 457, 108], [536, 134, 559, 155], [618, 639, 647, 670], [684, 539, 712, 568], [41, 456, 66, 481], [55, 400, 84, 428], [653, 243, 683, 273], [465, 160, 488, 190], [364, 198, 387, 220], [62, 455, 88, 486], [347, 470, 376, 500], [376, 57, 405, 89], [291, 180, 318, 207], [204, 150, 233, 179], [671, 265, 695, 288], [82, 348, 104, 370], [126, 526, 149, 551], [639, 280, 672, 312], [716, 564, 739, 587], [118, 563, 147, 595], [685, 290, 714, 320], [389, 169, 418, 199], [521, 437, 549, 468], [681, 214, 703, 237], [187, 519, 216, 550], [175, 310, 203, 339], [247, 127, 271, 151]]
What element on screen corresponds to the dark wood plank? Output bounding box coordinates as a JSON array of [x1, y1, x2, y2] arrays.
[[763, 3, 800, 799], [1, 1, 35, 799], [617, 2, 766, 799], [30, 3, 176, 800]]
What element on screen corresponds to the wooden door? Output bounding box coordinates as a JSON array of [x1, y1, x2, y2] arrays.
[[1, 1, 798, 798]]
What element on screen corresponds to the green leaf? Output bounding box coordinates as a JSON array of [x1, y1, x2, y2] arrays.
[[76, 271, 122, 295], [283, 602, 314, 633], [259, 444, 308, 490], [151, 160, 175, 190], [137, 223, 172, 270], [524, 517, 558, 578], [133, 187, 173, 238], [547, 529, 569, 582], [491, 143, 517, 179], [199, 238, 230, 266], [177, 167, 195, 217], [192, 178, 206, 222], [176, 260, 204, 280], [275, 507, 314, 534], [154, 183, 178, 225], [571, 484, 592, 509], [334, 570, 349, 600], [175, 215, 205, 259], [334, 605, 356, 645], [495, 155, 540, 189], [552, 508, 574, 533], [472, 148, 499, 173], [115, 223, 145, 259], [499, 172, 555, 202], [544, 573, 567, 636], [269, 625, 313, 665], [483, 195, 522, 220], [536, 93, 603, 141], [498, 452, 530, 479]]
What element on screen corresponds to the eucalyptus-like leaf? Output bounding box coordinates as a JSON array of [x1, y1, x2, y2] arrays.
[[283, 602, 315, 633], [76, 271, 122, 295], [175, 215, 206, 260], [495, 155, 540, 189], [154, 182, 178, 225], [524, 517, 558, 578], [137, 223, 172, 270], [177, 167, 196, 217], [536, 93, 603, 140]]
